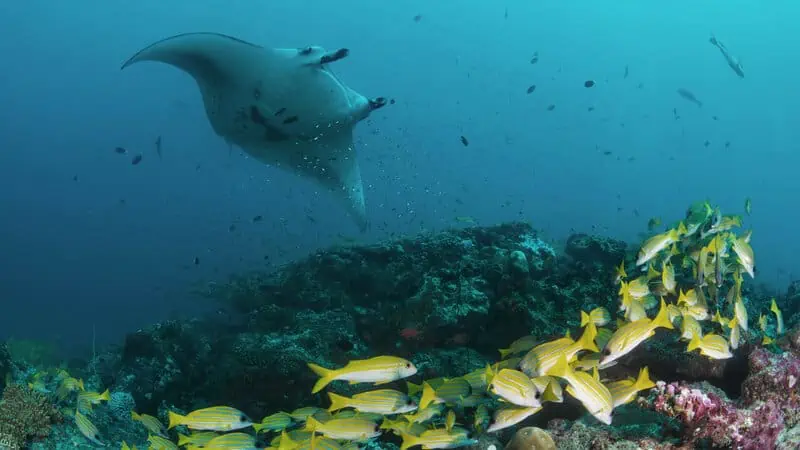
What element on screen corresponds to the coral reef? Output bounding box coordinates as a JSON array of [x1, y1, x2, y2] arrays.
[[0, 384, 62, 449]]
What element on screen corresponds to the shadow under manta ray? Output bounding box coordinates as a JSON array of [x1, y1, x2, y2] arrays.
[[121, 32, 388, 231]]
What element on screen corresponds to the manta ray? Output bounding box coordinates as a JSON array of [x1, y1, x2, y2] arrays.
[[121, 32, 387, 230]]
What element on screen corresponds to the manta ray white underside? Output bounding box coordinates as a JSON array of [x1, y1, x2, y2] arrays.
[[122, 32, 387, 230]]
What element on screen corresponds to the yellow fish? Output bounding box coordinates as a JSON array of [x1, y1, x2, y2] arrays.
[[487, 369, 540, 408], [148, 434, 178, 450], [327, 389, 417, 415], [731, 234, 755, 278], [548, 357, 613, 425], [734, 296, 748, 331], [520, 323, 598, 377], [687, 333, 733, 359], [661, 260, 676, 294], [581, 307, 611, 327], [744, 197, 752, 215], [486, 405, 542, 433], [403, 403, 444, 424], [253, 412, 293, 434], [177, 431, 217, 447], [636, 227, 681, 266], [600, 299, 673, 368], [608, 367, 656, 407], [75, 410, 104, 446], [308, 356, 417, 393], [419, 378, 471, 409], [167, 406, 253, 431], [400, 427, 476, 450], [304, 416, 380, 442], [771, 298, 785, 334], [131, 411, 167, 437], [680, 314, 702, 342], [498, 335, 539, 359], [614, 261, 627, 284], [198, 432, 256, 449]]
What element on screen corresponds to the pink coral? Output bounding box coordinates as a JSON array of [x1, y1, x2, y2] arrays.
[[649, 380, 786, 449]]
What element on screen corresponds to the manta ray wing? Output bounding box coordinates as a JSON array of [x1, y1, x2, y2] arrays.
[[121, 32, 377, 229]]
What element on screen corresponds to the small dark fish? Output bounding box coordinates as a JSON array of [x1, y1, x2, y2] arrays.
[[546, 104, 555, 111], [587, 106, 595, 112], [504, 7, 508, 19], [389, 99, 396, 105], [155, 136, 162, 160], [603, 151, 612, 156], [624, 65, 629, 79], [530, 53, 539, 65], [73, 175, 78, 182], [282, 116, 299, 124], [114, 147, 127, 154], [228, 224, 237, 232], [526, 85, 536, 94], [413, 14, 422, 22], [712, 115, 719, 121], [633, 209, 640, 217], [131, 154, 143, 165], [584, 80, 595, 88], [252, 215, 263, 223], [704, 140, 711, 148], [274, 107, 286, 116], [460, 136, 469, 147], [676, 88, 703, 107], [193, 257, 199, 265], [725, 141, 730, 149]]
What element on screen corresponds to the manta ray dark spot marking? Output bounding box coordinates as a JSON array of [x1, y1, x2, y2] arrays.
[[282, 116, 299, 124], [274, 107, 286, 116], [299, 47, 313, 56]]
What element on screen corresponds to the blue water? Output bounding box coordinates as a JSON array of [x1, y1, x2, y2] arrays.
[[0, 1, 796, 354]]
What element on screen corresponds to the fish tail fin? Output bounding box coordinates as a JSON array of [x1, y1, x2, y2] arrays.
[[167, 411, 184, 429], [498, 347, 512, 359], [652, 299, 674, 330], [580, 311, 591, 327], [177, 434, 191, 446], [547, 355, 572, 379], [634, 367, 656, 391], [304, 416, 322, 432], [252, 423, 266, 433], [130, 411, 140, 421], [419, 382, 436, 410], [400, 432, 420, 450], [577, 321, 600, 353], [687, 334, 702, 353], [327, 392, 349, 412], [307, 363, 335, 394], [99, 389, 110, 402]]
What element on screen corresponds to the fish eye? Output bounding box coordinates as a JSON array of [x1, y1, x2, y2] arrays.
[[239, 415, 248, 422], [374, 423, 381, 432], [407, 399, 415, 405], [405, 363, 412, 368], [299, 47, 313, 55], [602, 348, 611, 356], [534, 390, 541, 399]]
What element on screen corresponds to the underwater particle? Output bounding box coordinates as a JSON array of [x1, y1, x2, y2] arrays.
[[131, 154, 143, 165], [389, 98, 396, 104], [526, 85, 536, 94], [546, 104, 555, 111], [584, 80, 595, 88], [252, 215, 263, 223], [115, 146, 127, 154], [193, 257, 199, 265], [459, 136, 469, 147], [229, 224, 237, 232], [530, 52, 539, 64], [413, 14, 422, 22], [704, 140, 711, 147], [155, 135, 162, 160], [73, 175, 78, 181], [677, 88, 703, 107], [587, 106, 595, 112]]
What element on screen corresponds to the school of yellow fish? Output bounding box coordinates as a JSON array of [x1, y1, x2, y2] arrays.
[[24, 200, 787, 449]]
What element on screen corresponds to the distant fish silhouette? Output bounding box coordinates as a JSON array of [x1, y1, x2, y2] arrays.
[[676, 88, 703, 107]]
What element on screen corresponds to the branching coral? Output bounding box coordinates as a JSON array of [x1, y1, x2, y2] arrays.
[[0, 384, 62, 449]]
